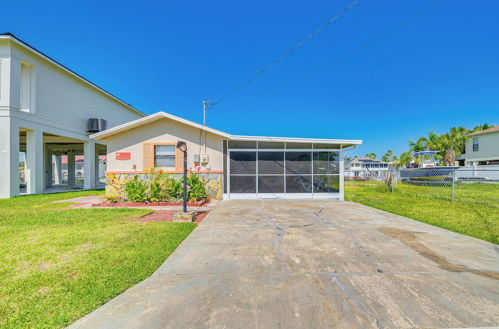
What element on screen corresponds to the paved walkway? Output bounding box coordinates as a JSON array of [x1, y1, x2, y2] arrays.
[[70, 200, 499, 329], [53, 196, 218, 211]]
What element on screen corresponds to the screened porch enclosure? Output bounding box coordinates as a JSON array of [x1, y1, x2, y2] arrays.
[[224, 140, 343, 199]]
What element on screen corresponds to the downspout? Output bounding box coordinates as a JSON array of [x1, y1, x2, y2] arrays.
[[339, 144, 344, 201]]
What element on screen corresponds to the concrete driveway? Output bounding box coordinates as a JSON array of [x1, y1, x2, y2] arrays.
[[70, 200, 499, 329]]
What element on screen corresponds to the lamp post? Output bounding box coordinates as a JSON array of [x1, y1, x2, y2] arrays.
[[176, 141, 188, 213]]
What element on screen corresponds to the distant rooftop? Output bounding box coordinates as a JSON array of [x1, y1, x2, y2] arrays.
[[350, 158, 388, 164], [469, 125, 499, 136]]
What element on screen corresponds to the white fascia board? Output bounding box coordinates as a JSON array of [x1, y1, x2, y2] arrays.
[[460, 156, 499, 162], [229, 134, 363, 145], [0, 34, 144, 117], [90, 111, 231, 140], [90, 111, 363, 145]]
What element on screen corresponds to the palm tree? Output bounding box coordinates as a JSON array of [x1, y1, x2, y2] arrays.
[[365, 152, 377, 159], [394, 151, 412, 168], [439, 126, 469, 166], [409, 136, 427, 152], [381, 150, 394, 162], [472, 123, 493, 132], [425, 131, 441, 149]]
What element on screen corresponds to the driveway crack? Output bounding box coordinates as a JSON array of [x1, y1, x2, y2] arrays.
[[330, 275, 385, 329]]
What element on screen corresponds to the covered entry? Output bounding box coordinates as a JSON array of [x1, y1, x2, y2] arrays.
[[224, 138, 360, 200]]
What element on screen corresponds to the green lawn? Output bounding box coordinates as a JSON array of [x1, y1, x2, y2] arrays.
[[0, 191, 196, 329], [345, 181, 499, 244]]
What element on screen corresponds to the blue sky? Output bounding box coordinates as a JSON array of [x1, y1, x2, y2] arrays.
[[4, 0, 498, 158]]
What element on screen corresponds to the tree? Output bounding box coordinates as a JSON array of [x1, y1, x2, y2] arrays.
[[472, 123, 493, 132], [381, 150, 394, 162], [409, 136, 427, 153], [365, 152, 377, 159], [394, 151, 412, 168], [344, 156, 353, 162], [438, 126, 469, 166]]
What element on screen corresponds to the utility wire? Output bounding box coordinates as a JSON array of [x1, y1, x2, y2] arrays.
[[216, 1, 442, 113], [210, 0, 361, 107]]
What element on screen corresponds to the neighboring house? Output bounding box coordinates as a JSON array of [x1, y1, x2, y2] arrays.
[[51, 155, 106, 184], [90, 112, 362, 200], [458, 126, 499, 166], [346, 158, 390, 180], [0, 33, 144, 198]]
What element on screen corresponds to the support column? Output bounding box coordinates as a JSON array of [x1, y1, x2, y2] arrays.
[[0, 118, 20, 198], [94, 149, 100, 186], [25, 129, 44, 194], [67, 151, 76, 187], [84, 141, 96, 189], [53, 155, 62, 185], [45, 147, 53, 188], [339, 150, 345, 201]]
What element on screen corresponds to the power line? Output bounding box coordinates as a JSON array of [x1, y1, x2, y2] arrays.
[[210, 0, 362, 107], [217, 1, 443, 113]]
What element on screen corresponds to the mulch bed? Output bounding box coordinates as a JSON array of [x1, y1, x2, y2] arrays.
[[93, 199, 209, 208], [137, 211, 208, 223]]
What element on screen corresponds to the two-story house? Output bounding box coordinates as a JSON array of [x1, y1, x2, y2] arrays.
[[0, 33, 144, 198], [346, 157, 390, 180], [459, 126, 499, 166]]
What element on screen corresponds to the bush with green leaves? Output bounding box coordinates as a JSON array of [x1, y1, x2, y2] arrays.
[[186, 174, 208, 202], [164, 176, 183, 200], [123, 173, 208, 203], [124, 175, 148, 202], [149, 173, 168, 202]]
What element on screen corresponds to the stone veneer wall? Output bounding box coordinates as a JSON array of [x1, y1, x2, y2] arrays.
[[105, 173, 223, 200]]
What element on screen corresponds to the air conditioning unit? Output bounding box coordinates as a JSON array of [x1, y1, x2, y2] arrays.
[[87, 118, 108, 133]]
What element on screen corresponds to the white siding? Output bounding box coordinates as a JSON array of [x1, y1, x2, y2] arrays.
[[463, 133, 499, 162], [6, 40, 142, 136]]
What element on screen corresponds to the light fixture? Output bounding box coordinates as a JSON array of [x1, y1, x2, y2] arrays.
[[176, 141, 188, 213], [176, 141, 187, 152]]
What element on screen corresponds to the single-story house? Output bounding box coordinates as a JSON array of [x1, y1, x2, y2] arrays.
[[90, 112, 362, 200]]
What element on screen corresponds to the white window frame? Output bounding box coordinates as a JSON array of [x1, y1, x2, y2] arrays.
[[20, 62, 36, 113], [472, 137, 479, 152], [154, 145, 176, 168]]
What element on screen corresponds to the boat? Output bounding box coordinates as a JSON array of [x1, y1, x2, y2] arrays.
[[399, 151, 459, 182]]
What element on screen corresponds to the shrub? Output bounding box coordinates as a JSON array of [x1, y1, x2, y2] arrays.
[[187, 174, 208, 202], [149, 173, 168, 202], [165, 177, 183, 200], [121, 174, 208, 203], [124, 175, 148, 202]]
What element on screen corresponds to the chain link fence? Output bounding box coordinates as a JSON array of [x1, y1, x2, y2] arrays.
[[345, 166, 499, 207]]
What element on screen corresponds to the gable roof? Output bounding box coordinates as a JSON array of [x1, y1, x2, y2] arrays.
[[0, 33, 144, 117], [90, 111, 232, 139], [469, 126, 499, 137], [90, 111, 363, 148]]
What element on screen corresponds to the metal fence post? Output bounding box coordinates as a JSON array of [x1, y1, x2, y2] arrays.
[[391, 170, 396, 193], [451, 170, 455, 202]]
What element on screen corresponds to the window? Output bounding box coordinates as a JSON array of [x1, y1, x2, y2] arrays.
[[20, 62, 35, 112], [473, 137, 479, 152], [154, 145, 175, 167]]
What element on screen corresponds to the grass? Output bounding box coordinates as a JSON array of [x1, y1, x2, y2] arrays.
[[0, 191, 197, 329], [345, 181, 499, 244]]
